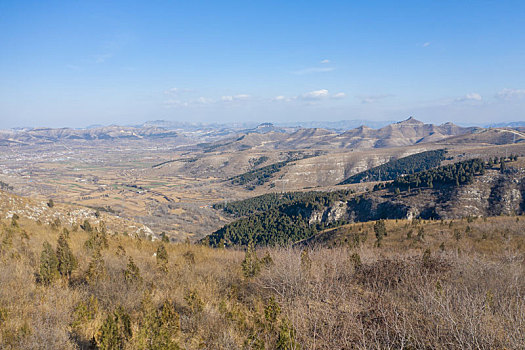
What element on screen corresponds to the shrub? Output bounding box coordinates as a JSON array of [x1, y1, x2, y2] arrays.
[[184, 290, 203, 314], [136, 300, 180, 350], [300, 249, 311, 274], [95, 307, 132, 350], [264, 297, 281, 325], [277, 318, 298, 350], [241, 241, 261, 278], [124, 257, 142, 284]]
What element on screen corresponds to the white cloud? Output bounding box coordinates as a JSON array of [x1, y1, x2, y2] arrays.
[[321, 59, 331, 64], [275, 90, 345, 101], [301, 89, 330, 100], [221, 94, 251, 102], [293, 67, 335, 75], [455, 93, 482, 102], [495, 88, 525, 100], [234, 94, 250, 100], [273, 95, 291, 102], [358, 94, 393, 104], [164, 87, 191, 95], [422, 42, 431, 47], [196, 97, 213, 104]]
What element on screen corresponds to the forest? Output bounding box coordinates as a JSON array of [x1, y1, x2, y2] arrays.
[[229, 152, 322, 189], [210, 157, 517, 248], [339, 149, 447, 184], [213, 190, 354, 217]]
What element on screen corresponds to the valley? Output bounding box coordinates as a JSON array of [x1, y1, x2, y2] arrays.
[[1, 118, 525, 349], [1, 118, 525, 242]]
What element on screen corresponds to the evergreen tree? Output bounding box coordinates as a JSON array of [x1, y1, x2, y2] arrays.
[[374, 220, 387, 247], [86, 248, 107, 283], [124, 257, 142, 284], [56, 230, 77, 279], [276, 318, 298, 350], [241, 241, 260, 278], [156, 244, 168, 271], [136, 301, 180, 350], [96, 307, 132, 350], [38, 241, 59, 285]]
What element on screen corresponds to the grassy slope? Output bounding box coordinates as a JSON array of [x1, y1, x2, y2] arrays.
[[1, 214, 524, 349]]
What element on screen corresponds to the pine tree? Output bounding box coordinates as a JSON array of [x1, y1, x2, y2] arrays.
[[56, 230, 77, 279], [264, 297, 281, 326], [374, 220, 387, 247], [96, 307, 132, 350], [124, 257, 142, 284], [241, 241, 260, 278], [136, 300, 180, 350], [276, 318, 298, 350], [38, 241, 59, 285], [156, 244, 168, 271], [86, 248, 107, 283], [84, 223, 109, 251]]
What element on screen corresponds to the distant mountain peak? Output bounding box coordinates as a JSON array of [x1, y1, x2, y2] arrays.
[[396, 116, 424, 125]]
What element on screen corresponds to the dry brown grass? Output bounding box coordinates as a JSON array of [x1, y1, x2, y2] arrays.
[[0, 215, 524, 349]]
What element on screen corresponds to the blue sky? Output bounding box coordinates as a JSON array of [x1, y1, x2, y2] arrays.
[[1, 0, 524, 128]]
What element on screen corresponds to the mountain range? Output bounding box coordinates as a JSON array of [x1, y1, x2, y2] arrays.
[[1, 117, 524, 149]]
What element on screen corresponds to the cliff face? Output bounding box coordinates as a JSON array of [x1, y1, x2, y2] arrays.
[[301, 169, 525, 225]]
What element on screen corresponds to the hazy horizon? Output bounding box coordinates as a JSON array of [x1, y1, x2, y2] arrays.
[[4, 116, 524, 131], [1, 1, 524, 129]]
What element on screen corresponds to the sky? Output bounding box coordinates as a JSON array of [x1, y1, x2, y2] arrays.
[[1, 0, 525, 128]]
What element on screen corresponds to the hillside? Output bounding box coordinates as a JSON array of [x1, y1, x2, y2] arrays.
[[339, 149, 447, 184], [0, 189, 154, 239], [1, 196, 524, 349], [206, 157, 525, 247], [438, 127, 525, 145], [0, 126, 184, 145]]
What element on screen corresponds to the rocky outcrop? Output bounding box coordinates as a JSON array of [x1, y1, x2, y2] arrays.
[[303, 170, 525, 225]]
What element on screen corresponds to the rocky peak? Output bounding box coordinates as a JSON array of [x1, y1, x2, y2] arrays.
[[395, 116, 425, 126]]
